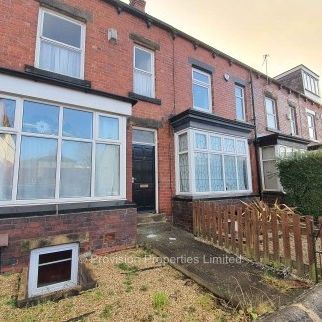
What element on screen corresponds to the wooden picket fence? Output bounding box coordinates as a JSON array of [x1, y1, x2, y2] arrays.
[[193, 201, 322, 281]]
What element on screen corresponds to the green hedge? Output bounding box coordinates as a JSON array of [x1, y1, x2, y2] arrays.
[[277, 150, 322, 217]]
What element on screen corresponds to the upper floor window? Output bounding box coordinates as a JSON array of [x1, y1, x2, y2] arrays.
[[235, 85, 245, 121], [265, 97, 278, 130], [303, 72, 320, 96], [36, 9, 85, 79], [192, 68, 212, 112], [289, 106, 298, 135], [133, 46, 155, 98], [307, 111, 317, 140]]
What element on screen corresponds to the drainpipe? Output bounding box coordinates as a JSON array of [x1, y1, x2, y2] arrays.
[[249, 70, 263, 200]]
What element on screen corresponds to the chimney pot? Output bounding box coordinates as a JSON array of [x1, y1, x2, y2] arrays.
[[129, 0, 146, 12]]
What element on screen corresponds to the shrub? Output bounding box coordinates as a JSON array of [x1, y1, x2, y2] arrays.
[[277, 150, 322, 217]]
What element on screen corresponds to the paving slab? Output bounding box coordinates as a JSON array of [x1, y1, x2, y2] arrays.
[[138, 223, 304, 309]]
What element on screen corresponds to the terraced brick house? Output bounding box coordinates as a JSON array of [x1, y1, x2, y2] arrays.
[[0, 0, 321, 299]]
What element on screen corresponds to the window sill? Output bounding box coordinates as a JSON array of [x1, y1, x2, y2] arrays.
[[174, 192, 258, 201], [25, 65, 91, 88], [129, 92, 161, 105], [266, 127, 281, 133], [0, 200, 136, 218]]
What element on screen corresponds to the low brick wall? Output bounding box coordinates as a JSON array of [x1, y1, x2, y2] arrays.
[[172, 196, 259, 233], [0, 207, 137, 273]]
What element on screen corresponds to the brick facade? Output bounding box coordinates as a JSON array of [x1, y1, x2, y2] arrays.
[[0, 0, 321, 272], [0, 208, 137, 273]]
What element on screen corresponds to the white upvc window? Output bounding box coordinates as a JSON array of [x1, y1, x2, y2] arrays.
[[260, 145, 306, 191], [306, 110, 317, 140], [265, 97, 278, 130], [0, 95, 126, 206], [175, 129, 252, 195], [36, 8, 86, 79], [303, 72, 320, 96], [235, 85, 245, 121], [289, 106, 298, 135], [28, 243, 79, 298], [133, 46, 155, 98], [192, 69, 212, 112]]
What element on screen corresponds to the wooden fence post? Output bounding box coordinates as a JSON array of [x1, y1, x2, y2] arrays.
[[281, 213, 291, 267], [293, 214, 304, 276], [305, 216, 317, 282]]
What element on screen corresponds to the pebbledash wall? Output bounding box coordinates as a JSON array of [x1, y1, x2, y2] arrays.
[[0, 0, 322, 272]]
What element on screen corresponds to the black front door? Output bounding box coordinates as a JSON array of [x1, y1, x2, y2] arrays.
[[132, 144, 156, 212]]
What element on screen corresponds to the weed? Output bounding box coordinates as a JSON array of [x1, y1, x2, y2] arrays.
[[197, 294, 214, 311], [100, 304, 113, 320], [117, 262, 138, 273], [6, 296, 17, 308], [152, 292, 169, 311], [140, 285, 148, 292]]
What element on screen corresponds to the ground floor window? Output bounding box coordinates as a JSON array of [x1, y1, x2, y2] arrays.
[[261, 145, 306, 191], [0, 95, 126, 205], [28, 243, 79, 298], [176, 129, 252, 195]]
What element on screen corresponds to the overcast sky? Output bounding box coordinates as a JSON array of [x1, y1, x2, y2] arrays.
[[123, 0, 322, 82]]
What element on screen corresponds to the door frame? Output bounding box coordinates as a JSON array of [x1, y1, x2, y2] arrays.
[[132, 127, 159, 213]]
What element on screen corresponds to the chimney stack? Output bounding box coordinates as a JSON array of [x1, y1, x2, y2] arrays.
[[129, 0, 146, 12]]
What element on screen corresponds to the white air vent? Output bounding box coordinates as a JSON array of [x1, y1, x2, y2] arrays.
[[108, 28, 118, 43]]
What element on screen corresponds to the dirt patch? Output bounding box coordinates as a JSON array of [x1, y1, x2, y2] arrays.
[[0, 248, 242, 322]]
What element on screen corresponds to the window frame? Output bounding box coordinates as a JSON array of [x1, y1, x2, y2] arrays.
[[306, 109, 317, 141], [175, 128, 252, 196], [35, 8, 86, 79], [289, 106, 298, 136], [260, 145, 281, 192], [235, 85, 246, 121], [0, 94, 127, 207], [28, 243, 79, 298], [303, 71, 320, 96], [133, 45, 155, 98], [192, 68, 212, 113], [265, 97, 278, 130]]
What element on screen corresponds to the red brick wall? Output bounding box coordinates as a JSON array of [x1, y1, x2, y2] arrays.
[[0, 208, 137, 273], [252, 77, 321, 140], [0, 0, 321, 216]]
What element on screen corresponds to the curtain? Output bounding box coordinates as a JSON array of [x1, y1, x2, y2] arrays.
[[237, 157, 248, 190], [179, 153, 189, 192], [195, 152, 209, 192], [210, 154, 224, 191], [60, 141, 92, 198], [134, 70, 153, 97], [39, 40, 81, 78], [17, 136, 57, 200], [224, 156, 237, 191], [0, 134, 15, 201], [95, 144, 120, 197]]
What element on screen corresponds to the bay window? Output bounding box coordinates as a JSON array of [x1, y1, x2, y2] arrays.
[[0, 95, 126, 205], [261, 145, 306, 191], [176, 129, 251, 195], [36, 8, 85, 79]]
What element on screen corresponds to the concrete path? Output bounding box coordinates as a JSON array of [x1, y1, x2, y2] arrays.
[[138, 223, 304, 309]]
